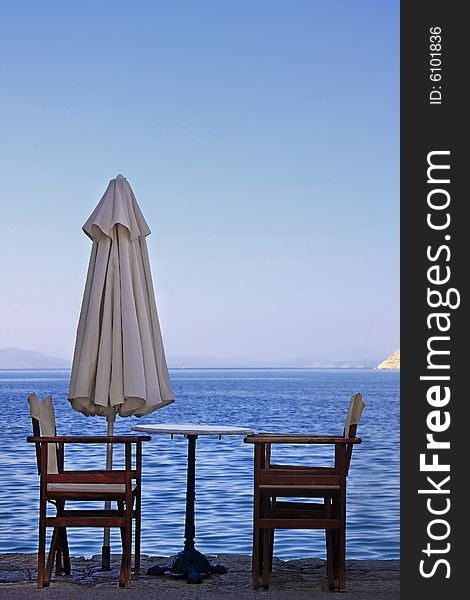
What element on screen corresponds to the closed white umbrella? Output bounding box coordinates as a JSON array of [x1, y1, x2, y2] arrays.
[[68, 174, 174, 567]]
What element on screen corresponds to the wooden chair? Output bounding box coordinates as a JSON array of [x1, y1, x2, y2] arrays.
[[244, 392, 365, 592], [26, 393, 151, 588]]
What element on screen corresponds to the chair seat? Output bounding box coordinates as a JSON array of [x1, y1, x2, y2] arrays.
[[47, 483, 137, 493]]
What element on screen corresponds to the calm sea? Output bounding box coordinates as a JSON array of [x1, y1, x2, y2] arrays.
[[0, 368, 399, 560]]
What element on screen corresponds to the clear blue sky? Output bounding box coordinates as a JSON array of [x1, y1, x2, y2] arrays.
[[0, 0, 399, 366]]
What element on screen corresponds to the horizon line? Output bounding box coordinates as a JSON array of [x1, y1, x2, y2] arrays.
[[0, 366, 397, 372]]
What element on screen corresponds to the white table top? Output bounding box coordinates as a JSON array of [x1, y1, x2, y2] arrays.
[[132, 423, 255, 436]]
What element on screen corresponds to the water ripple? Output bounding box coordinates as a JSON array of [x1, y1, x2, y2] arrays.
[[0, 368, 399, 560]]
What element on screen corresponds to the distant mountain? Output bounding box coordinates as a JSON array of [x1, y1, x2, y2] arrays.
[[167, 355, 379, 369], [0, 347, 70, 369], [307, 358, 378, 369], [0, 347, 381, 370], [167, 355, 278, 368], [376, 349, 400, 370]]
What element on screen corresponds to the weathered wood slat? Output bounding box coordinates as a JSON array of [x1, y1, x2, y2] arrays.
[[269, 464, 335, 472], [259, 518, 340, 529], [27, 435, 151, 444], [47, 471, 128, 484], [259, 473, 341, 486], [60, 510, 125, 517], [244, 435, 361, 445], [46, 517, 127, 528]]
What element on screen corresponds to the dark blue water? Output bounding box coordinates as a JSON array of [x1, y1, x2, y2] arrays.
[[0, 368, 399, 560]]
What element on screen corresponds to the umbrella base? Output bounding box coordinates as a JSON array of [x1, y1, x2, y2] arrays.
[[147, 546, 227, 584]]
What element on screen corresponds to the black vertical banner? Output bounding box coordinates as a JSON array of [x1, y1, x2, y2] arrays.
[[401, 2, 468, 598]]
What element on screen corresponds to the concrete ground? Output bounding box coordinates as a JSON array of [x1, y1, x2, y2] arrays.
[[0, 553, 399, 600]]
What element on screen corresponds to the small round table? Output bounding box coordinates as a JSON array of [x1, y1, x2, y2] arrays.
[[131, 423, 254, 583]]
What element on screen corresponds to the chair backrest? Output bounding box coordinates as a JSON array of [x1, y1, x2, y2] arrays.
[[342, 392, 365, 473], [343, 392, 365, 438], [28, 393, 59, 474]]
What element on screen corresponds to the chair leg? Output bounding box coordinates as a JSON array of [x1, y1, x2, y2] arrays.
[[324, 499, 335, 590], [54, 499, 70, 577], [60, 528, 71, 575], [259, 527, 265, 574], [118, 498, 126, 588], [119, 526, 128, 588], [326, 529, 335, 590], [119, 499, 133, 588], [37, 501, 47, 588], [44, 527, 60, 587], [269, 498, 276, 573], [338, 495, 346, 592], [330, 500, 339, 582], [258, 496, 270, 576], [262, 529, 271, 589], [117, 500, 126, 553], [269, 529, 274, 572], [134, 495, 141, 575], [55, 531, 62, 576], [252, 525, 261, 591], [332, 530, 339, 580]]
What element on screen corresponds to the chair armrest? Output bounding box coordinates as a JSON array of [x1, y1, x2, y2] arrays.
[[243, 434, 361, 445], [27, 435, 151, 444], [257, 432, 335, 436]]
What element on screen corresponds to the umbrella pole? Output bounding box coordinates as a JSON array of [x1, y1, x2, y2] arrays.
[[101, 413, 115, 571]]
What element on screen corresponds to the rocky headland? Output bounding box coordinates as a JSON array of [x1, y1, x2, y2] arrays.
[[376, 350, 400, 370]]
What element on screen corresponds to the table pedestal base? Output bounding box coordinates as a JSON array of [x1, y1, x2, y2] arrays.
[[145, 433, 232, 584], [147, 545, 227, 584]]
